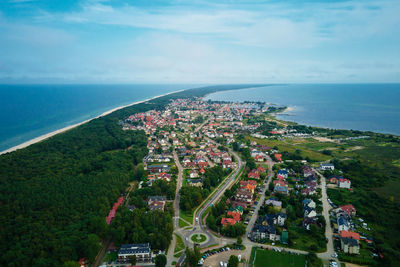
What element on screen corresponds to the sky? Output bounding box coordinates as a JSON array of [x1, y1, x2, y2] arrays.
[[0, 0, 399, 84]]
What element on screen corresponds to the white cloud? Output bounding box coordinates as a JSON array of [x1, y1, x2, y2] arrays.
[[1, 0, 399, 83]]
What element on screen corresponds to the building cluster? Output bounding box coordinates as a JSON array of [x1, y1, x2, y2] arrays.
[[250, 194, 288, 244], [333, 204, 361, 254]]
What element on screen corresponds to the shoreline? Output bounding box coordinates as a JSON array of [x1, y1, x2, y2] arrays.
[[0, 89, 184, 155]]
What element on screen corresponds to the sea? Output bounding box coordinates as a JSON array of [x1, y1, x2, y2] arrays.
[[1, 83, 399, 152], [204, 84, 400, 136], [0, 84, 197, 152]]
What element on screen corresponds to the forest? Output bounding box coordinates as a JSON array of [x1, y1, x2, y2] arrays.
[[0, 84, 261, 266]]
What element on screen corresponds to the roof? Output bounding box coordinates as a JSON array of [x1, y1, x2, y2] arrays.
[[340, 230, 360, 240], [341, 237, 359, 247], [148, 196, 167, 202], [339, 204, 356, 214], [121, 243, 150, 249], [274, 185, 288, 193], [221, 217, 237, 226], [281, 230, 289, 243], [321, 163, 334, 167], [227, 211, 241, 222]]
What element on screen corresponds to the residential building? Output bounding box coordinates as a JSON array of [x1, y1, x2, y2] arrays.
[[118, 243, 152, 262], [320, 163, 335, 171]]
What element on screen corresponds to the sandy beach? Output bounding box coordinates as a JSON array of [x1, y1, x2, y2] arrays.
[[0, 89, 183, 155], [284, 106, 293, 112]]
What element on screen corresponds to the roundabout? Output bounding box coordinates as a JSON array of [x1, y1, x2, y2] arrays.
[[189, 233, 208, 244]]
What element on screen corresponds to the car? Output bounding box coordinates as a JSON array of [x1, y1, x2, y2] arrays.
[[331, 253, 338, 258]]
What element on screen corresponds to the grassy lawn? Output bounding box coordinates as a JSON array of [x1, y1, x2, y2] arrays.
[[104, 251, 117, 262], [191, 234, 206, 243], [174, 251, 183, 258], [288, 224, 326, 253], [246, 136, 331, 162], [180, 209, 194, 224], [373, 178, 400, 203], [179, 218, 190, 228], [174, 234, 185, 253], [251, 247, 306, 267]]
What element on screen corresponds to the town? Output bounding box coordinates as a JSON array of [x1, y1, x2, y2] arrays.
[[92, 97, 378, 267]]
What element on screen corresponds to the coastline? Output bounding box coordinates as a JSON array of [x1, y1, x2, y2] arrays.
[[0, 89, 184, 155]]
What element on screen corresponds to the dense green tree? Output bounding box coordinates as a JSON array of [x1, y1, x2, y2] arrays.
[[155, 254, 167, 267], [227, 255, 239, 267], [185, 246, 201, 267], [62, 261, 80, 267], [130, 255, 137, 266]]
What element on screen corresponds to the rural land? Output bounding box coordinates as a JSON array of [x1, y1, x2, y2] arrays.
[[0, 85, 399, 267]]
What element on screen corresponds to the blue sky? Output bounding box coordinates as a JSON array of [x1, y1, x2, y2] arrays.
[[0, 0, 399, 83]]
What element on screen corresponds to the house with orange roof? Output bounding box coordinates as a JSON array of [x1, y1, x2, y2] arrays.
[[221, 218, 237, 226], [274, 153, 282, 162], [340, 230, 360, 240], [227, 211, 241, 222]]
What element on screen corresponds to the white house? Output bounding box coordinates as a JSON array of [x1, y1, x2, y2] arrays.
[[320, 163, 335, 171], [338, 178, 351, 189]]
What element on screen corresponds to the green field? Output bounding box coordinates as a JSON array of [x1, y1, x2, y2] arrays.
[[251, 248, 306, 267], [246, 136, 332, 162], [174, 234, 185, 253], [179, 218, 190, 228], [180, 209, 194, 225]]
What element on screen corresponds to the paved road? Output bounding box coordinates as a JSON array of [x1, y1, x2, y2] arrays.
[[173, 150, 184, 228], [179, 137, 245, 249], [194, 138, 244, 232], [166, 150, 185, 266], [92, 235, 112, 267], [316, 170, 336, 263], [245, 155, 275, 238]]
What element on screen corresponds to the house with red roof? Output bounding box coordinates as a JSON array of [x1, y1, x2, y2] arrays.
[[338, 178, 351, 189], [248, 170, 260, 179], [273, 180, 288, 187], [340, 230, 360, 254], [221, 217, 237, 226], [78, 258, 87, 267], [254, 155, 264, 162], [339, 204, 356, 216], [227, 211, 241, 222], [198, 161, 208, 168], [340, 230, 360, 240], [222, 160, 233, 169], [274, 154, 282, 162], [257, 165, 266, 173]]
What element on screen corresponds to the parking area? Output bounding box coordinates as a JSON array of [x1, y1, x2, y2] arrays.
[[203, 250, 245, 267]]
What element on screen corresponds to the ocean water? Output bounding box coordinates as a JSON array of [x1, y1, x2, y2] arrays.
[[205, 84, 400, 135], [0, 84, 196, 152]]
